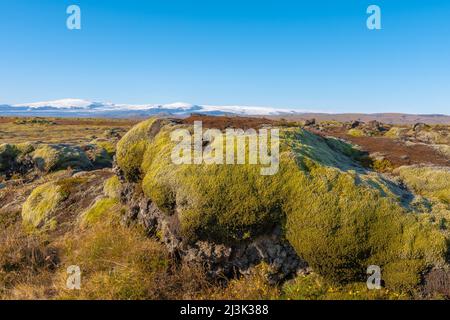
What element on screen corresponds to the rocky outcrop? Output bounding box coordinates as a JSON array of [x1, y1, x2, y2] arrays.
[[112, 118, 449, 291], [1, 142, 116, 180], [116, 173, 308, 284]]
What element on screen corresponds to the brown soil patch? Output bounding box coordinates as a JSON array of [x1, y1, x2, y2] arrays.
[[182, 115, 277, 130], [311, 127, 450, 168]]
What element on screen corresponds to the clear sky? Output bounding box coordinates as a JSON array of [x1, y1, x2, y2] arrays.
[[0, 0, 449, 114]]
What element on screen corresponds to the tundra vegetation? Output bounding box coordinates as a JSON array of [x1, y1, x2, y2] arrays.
[[0, 116, 449, 300]]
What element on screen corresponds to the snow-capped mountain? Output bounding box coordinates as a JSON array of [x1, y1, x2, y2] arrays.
[[0, 99, 304, 117]]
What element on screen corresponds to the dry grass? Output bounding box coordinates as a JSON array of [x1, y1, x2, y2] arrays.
[[0, 117, 136, 145], [0, 223, 58, 299]]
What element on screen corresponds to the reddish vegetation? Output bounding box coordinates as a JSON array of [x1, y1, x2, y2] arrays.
[[311, 127, 450, 168], [182, 115, 277, 130]]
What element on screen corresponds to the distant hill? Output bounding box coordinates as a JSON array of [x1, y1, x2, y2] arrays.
[[269, 113, 450, 125], [1, 99, 449, 124]]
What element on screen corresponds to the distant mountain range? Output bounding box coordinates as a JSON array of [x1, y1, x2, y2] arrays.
[[0, 99, 301, 117], [1, 99, 449, 124]]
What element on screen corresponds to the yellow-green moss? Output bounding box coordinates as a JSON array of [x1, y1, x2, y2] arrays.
[[81, 198, 119, 227], [282, 159, 446, 288], [32, 145, 60, 172], [116, 120, 449, 289], [32, 144, 91, 172], [282, 273, 408, 300], [348, 128, 365, 137], [15, 142, 35, 155], [139, 125, 286, 242], [383, 260, 424, 292], [396, 166, 450, 205], [56, 177, 88, 198], [85, 144, 112, 167], [0, 144, 20, 171], [372, 158, 394, 172], [384, 127, 409, 139], [21, 182, 65, 230], [103, 176, 121, 199], [116, 118, 159, 180], [21, 177, 87, 231], [94, 140, 116, 156]]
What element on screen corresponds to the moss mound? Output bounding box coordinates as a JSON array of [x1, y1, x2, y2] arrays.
[[103, 176, 122, 199], [116, 118, 449, 289], [347, 128, 365, 137], [21, 177, 88, 231], [384, 127, 409, 139], [81, 198, 120, 227], [396, 166, 450, 205], [0, 144, 20, 172], [21, 182, 66, 230], [0, 143, 35, 173], [32, 144, 92, 172], [92, 140, 116, 156], [282, 272, 408, 300], [116, 118, 165, 181]]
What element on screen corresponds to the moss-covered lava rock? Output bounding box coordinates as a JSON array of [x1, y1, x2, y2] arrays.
[[32, 144, 92, 172], [115, 117, 449, 290]]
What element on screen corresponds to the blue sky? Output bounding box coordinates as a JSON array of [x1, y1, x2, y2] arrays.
[[0, 0, 449, 114]]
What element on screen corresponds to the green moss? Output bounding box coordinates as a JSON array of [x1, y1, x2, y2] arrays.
[[384, 127, 408, 139], [103, 176, 121, 199], [348, 128, 365, 137], [32, 145, 59, 172], [116, 120, 449, 289], [32, 144, 92, 172], [0, 144, 20, 171], [85, 143, 113, 168], [282, 273, 408, 300], [21, 182, 65, 230], [81, 198, 119, 227], [0, 142, 35, 173], [396, 166, 450, 205], [139, 125, 285, 242], [15, 142, 35, 155], [372, 158, 394, 172], [283, 159, 446, 285], [116, 118, 160, 180], [94, 140, 116, 156], [21, 177, 87, 230], [56, 177, 88, 198], [383, 260, 424, 292]]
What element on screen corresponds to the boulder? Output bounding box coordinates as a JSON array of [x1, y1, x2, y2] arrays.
[[32, 144, 92, 172], [113, 117, 448, 290]]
